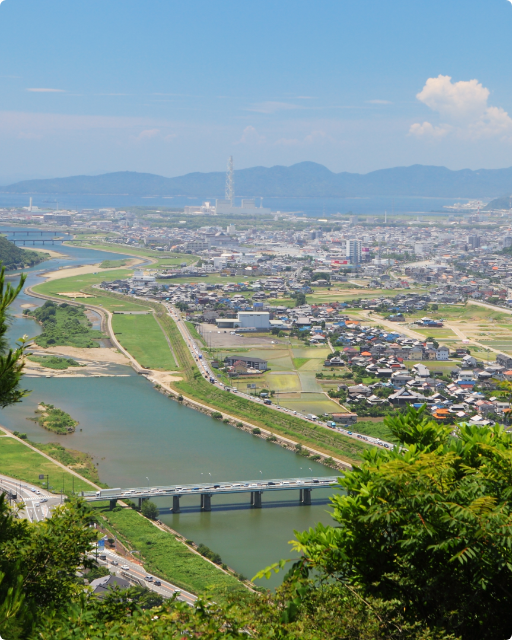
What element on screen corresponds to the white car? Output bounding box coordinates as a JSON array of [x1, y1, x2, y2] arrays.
[[40, 497, 48, 503], [121, 565, 130, 570]]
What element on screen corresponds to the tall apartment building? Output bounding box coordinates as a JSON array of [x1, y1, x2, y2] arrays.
[[467, 235, 481, 249], [346, 239, 362, 264]]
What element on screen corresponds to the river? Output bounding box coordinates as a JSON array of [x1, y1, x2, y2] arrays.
[[0, 228, 338, 586]]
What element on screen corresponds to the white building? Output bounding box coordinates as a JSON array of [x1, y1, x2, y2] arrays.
[[346, 239, 362, 264], [215, 199, 271, 215], [131, 270, 156, 286], [237, 311, 270, 329], [436, 345, 450, 360]]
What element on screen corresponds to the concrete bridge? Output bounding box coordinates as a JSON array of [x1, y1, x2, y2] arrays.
[[8, 231, 60, 236], [81, 476, 339, 512], [11, 238, 64, 245]]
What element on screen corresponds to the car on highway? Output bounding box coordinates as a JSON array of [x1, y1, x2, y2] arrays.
[[121, 565, 130, 570], [145, 575, 153, 582], [111, 560, 119, 566], [153, 580, 161, 586], [40, 497, 48, 503]]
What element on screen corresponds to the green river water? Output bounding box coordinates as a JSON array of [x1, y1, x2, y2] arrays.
[[0, 229, 339, 586]]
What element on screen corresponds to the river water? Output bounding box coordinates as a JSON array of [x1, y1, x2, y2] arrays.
[[0, 228, 338, 585]]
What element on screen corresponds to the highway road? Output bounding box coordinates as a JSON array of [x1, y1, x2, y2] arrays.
[[0, 473, 61, 522], [94, 548, 197, 605]]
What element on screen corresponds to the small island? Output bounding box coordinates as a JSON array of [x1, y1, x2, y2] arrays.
[[33, 402, 78, 434], [24, 301, 103, 348], [27, 355, 83, 370]]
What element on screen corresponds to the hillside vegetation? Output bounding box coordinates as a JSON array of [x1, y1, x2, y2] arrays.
[[0, 235, 47, 269]]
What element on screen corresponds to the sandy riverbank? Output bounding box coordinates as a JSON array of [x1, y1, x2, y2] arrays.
[[40, 257, 142, 282], [29, 345, 131, 365]]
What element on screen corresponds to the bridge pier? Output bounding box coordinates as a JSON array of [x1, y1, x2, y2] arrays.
[[109, 499, 117, 510], [172, 495, 180, 513], [201, 493, 212, 511], [251, 491, 262, 508], [300, 488, 312, 505], [138, 497, 148, 509]]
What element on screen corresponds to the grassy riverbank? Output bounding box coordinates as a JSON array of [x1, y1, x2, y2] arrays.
[[0, 432, 97, 494], [93, 504, 247, 600], [112, 313, 177, 370], [30, 441, 104, 485]]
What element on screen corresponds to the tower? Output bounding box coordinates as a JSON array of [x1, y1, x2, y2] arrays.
[[225, 156, 234, 205]]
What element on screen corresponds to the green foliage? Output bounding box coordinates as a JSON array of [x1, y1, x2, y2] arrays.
[[140, 500, 159, 520], [27, 355, 81, 370], [0, 268, 30, 408], [28, 301, 103, 348], [197, 543, 223, 565], [289, 406, 512, 640], [0, 236, 46, 269], [211, 411, 222, 419], [0, 495, 97, 638], [35, 402, 78, 435], [85, 564, 110, 582], [99, 259, 127, 269]]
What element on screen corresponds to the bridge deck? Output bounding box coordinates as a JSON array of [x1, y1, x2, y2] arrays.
[[81, 476, 340, 502]]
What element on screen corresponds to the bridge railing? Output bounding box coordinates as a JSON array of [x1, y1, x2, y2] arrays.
[[81, 476, 340, 499]]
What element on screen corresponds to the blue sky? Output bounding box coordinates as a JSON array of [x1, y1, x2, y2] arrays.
[[1, 0, 512, 181]]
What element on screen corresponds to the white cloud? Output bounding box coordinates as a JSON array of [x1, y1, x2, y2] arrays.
[[26, 88, 65, 93], [409, 121, 450, 138], [135, 128, 160, 140], [410, 74, 512, 140], [236, 125, 265, 145]]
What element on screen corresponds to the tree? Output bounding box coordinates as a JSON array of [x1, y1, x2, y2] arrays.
[[0, 268, 30, 408], [425, 335, 439, 349], [294, 292, 306, 307], [288, 406, 512, 640], [141, 500, 159, 520], [0, 495, 97, 638]]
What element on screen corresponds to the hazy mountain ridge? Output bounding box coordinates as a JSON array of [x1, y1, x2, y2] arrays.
[[4, 162, 512, 198]]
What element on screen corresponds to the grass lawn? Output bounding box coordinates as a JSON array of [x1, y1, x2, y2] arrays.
[[94, 505, 246, 600], [0, 434, 96, 495], [112, 313, 177, 370], [33, 269, 132, 297], [292, 357, 309, 369]]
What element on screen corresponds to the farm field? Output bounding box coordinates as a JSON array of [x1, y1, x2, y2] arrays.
[[278, 393, 344, 416], [111, 313, 177, 370]]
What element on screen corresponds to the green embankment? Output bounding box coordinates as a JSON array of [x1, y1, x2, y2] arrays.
[[30, 441, 104, 485], [94, 505, 247, 599], [112, 313, 177, 370], [0, 434, 97, 494], [32, 269, 131, 298], [185, 321, 206, 346]]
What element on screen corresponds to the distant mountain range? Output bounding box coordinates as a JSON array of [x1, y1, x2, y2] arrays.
[[4, 162, 512, 199]]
